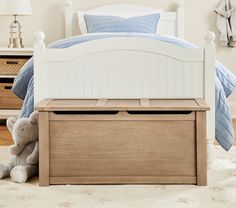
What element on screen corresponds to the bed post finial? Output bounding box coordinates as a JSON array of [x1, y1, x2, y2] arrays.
[[177, 1, 184, 9], [205, 31, 216, 43], [65, 0, 72, 6], [65, 0, 73, 38], [177, 1, 185, 39], [34, 31, 45, 53], [34, 31, 45, 45], [204, 31, 216, 169]]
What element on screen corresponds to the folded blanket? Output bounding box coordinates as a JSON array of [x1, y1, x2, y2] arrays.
[[12, 33, 236, 151]]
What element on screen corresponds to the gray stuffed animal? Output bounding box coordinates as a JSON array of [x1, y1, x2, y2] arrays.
[[0, 112, 39, 183]]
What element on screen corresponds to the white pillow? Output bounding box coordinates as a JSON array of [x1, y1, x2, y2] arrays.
[[77, 10, 162, 35]]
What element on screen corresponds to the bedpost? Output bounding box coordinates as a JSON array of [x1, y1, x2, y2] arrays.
[[65, 0, 73, 38], [34, 31, 46, 107], [177, 1, 185, 39], [204, 31, 216, 169]]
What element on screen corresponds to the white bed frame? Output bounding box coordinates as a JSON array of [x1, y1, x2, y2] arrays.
[[33, 0, 216, 168], [65, 0, 185, 39]]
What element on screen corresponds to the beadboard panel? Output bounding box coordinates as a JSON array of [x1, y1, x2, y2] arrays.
[[35, 50, 204, 102]]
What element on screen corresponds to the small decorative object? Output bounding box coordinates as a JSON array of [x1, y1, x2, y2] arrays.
[[0, 112, 39, 183], [215, 0, 236, 47], [0, 0, 33, 48]]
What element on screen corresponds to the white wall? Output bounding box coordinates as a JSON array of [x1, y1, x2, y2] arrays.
[[1, 0, 236, 116]]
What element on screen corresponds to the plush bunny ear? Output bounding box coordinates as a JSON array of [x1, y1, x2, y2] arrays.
[[6, 117, 18, 134], [30, 112, 39, 124]]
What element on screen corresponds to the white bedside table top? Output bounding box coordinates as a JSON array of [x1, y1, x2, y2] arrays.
[[0, 47, 33, 56]]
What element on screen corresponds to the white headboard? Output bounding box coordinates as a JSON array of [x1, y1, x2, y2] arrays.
[[65, 0, 185, 39]]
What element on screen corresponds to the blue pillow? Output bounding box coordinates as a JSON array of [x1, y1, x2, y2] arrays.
[[84, 13, 160, 34]]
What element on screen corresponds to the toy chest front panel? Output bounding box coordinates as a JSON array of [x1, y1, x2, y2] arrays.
[[37, 99, 208, 185], [48, 110, 196, 184]]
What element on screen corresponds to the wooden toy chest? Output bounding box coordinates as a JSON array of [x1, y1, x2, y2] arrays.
[[36, 99, 209, 186]]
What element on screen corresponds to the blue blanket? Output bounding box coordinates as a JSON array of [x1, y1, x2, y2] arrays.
[[12, 33, 236, 151]]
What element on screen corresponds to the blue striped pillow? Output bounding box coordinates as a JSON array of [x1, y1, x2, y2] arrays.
[[84, 13, 160, 34]]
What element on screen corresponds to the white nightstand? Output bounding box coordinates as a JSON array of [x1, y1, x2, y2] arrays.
[[0, 47, 33, 119]]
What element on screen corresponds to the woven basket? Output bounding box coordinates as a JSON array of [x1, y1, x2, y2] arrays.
[[0, 58, 28, 75], [0, 82, 23, 109]]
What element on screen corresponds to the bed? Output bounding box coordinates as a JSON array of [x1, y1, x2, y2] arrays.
[[12, 0, 236, 170]]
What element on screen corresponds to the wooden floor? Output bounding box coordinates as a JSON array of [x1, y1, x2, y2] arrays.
[[233, 119, 236, 145], [0, 120, 13, 146], [0, 128, 12, 145], [0, 119, 236, 147]]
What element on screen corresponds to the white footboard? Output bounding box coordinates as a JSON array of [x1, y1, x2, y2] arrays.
[[33, 31, 215, 168]]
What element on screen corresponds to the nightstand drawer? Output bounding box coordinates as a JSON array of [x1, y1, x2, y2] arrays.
[[0, 56, 29, 75], [0, 79, 23, 109]]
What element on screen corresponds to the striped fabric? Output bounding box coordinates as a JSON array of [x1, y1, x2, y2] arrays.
[[84, 13, 160, 34]]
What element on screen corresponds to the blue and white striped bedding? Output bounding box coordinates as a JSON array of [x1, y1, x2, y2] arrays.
[[84, 13, 160, 34], [12, 33, 236, 151]]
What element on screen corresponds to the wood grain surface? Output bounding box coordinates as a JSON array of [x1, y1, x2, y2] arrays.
[[0, 123, 13, 146]]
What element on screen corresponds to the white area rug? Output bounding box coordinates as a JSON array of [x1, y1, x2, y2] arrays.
[[0, 146, 236, 208]]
